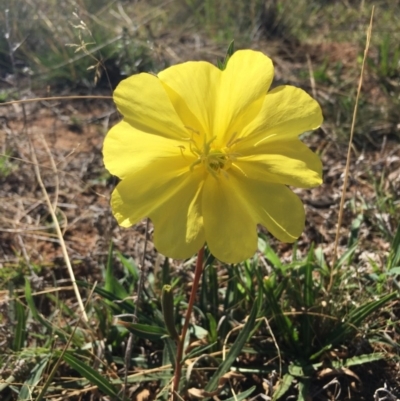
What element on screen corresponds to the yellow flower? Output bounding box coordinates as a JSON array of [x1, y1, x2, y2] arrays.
[[103, 50, 323, 264]]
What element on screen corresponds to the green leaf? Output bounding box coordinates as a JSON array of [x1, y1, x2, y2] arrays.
[[319, 352, 386, 370], [191, 324, 209, 340], [223, 268, 240, 318], [264, 277, 298, 351], [348, 291, 397, 327], [314, 247, 328, 273], [224, 386, 256, 401], [303, 257, 315, 308], [263, 242, 282, 268], [272, 374, 294, 401], [201, 262, 219, 324], [297, 380, 309, 401], [300, 258, 314, 357], [204, 291, 260, 393], [163, 336, 177, 369], [387, 224, 400, 269], [116, 250, 139, 282], [184, 342, 217, 361], [335, 241, 359, 268], [105, 242, 130, 301], [159, 338, 175, 400], [46, 293, 75, 318], [217, 40, 235, 70], [161, 256, 171, 286], [206, 312, 218, 344], [226, 40, 235, 57], [25, 279, 77, 344], [0, 375, 15, 392], [77, 280, 135, 315], [13, 300, 26, 352], [387, 267, 400, 275], [112, 370, 173, 384], [349, 213, 363, 243], [341, 352, 385, 368], [327, 292, 397, 344], [309, 344, 332, 361], [18, 357, 49, 400], [288, 364, 306, 378], [62, 352, 121, 399], [105, 241, 114, 288], [115, 322, 167, 341], [161, 285, 179, 341], [24, 278, 41, 321]]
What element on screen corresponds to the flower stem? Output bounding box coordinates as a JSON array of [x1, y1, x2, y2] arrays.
[[172, 246, 205, 400]]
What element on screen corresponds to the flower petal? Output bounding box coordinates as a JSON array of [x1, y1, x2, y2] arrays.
[[151, 173, 205, 259], [114, 73, 188, 140], [235, 139, 323, 188], [103, 120, 191, 179], [214, 50, 274, 147], [158, 50, 274, 146], [243, 179, 305, 243], [202, 174, 259, 264], [202, 170, 305, 263], [239, 85, 323, 147], [109, 153, 197, 227], [110, 158, 205, 259], [158, 61, 220, 136]]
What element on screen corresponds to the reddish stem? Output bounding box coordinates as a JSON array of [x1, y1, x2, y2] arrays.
[[172, 246, 205, 400]]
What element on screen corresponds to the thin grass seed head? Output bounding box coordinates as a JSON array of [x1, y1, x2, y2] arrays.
[[103, 50, 323, 263]]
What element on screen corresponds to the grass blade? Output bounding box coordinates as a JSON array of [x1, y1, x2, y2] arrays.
[[327, 291, 397, 344], [387, 223, 400, 269], [77, 280, 135, 314], [300, 257, 314, 357], [339, 353, 384, 368], [116, 250, 139, 282], [223, 385, 255, 401], [348, 291, 397, 327], [12, 299, 26, 352], [115, 321, 167, 341], [163, 336, 177, 369], [264, 277, 298, 352], [62, 352, 121, 400], [263, 242, 283, 269], [105, 242, 131, 302], [204, 291, 260, 393], [297, 380, 309, 401], [24, 278, 76, 344], [18, 356, 49, 401], [272, 374, 294, 401]]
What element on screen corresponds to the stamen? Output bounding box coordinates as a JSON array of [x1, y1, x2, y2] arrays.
[[182, 129, 239, 177], [177, 145, 186, 158], [185, 126, 200, 135], [190, 159, 202, 172]]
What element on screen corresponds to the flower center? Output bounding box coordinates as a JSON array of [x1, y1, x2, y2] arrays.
[[184, 133, 234, 177], [205, 149, 230, 173], [180, 128, 243, 177]]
